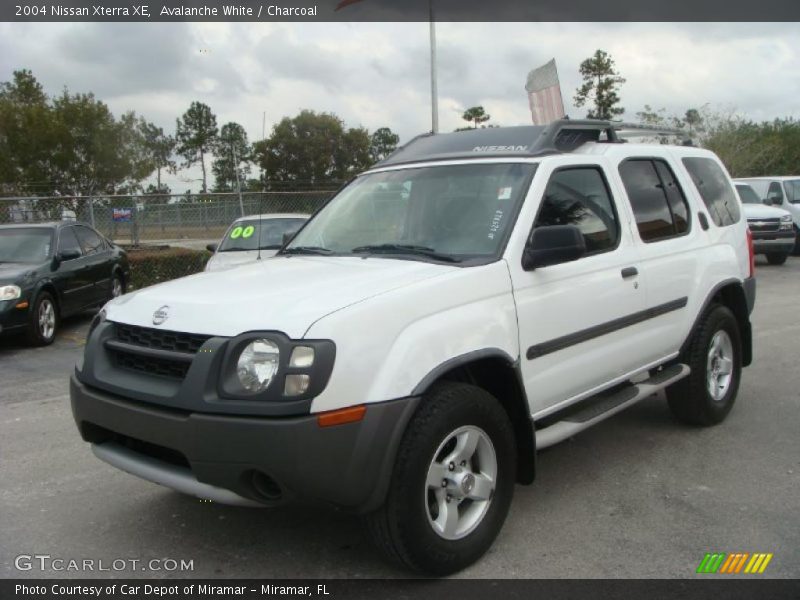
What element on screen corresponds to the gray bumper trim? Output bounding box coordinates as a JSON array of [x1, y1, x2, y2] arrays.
[[92, 442, 265, 508]]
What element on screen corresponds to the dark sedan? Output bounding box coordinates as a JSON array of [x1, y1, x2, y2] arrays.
[[0, 222, 129, 345]]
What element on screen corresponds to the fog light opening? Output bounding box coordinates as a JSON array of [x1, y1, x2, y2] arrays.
[[250, 471, 283, 502]]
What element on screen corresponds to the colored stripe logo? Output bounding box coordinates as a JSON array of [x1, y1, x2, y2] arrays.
[[697, 552, 773, 574]]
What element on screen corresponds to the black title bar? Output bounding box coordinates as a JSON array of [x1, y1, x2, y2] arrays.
[[3, 0, 800, 22]]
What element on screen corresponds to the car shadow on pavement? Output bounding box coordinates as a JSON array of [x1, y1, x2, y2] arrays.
[[0, 311, 94, 354]]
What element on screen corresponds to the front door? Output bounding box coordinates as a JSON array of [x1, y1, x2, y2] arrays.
[[508, 160, 648, 417]]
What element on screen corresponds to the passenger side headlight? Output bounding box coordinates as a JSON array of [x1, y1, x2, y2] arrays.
[[237, 339, 280, 392], [780, 215, 793, 230], [0, 285, 21, 301]]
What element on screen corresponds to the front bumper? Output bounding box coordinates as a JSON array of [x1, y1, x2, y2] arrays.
[[750, 230, 795, 254], [70, 375, 419, 513], [0, 299, 28, 336]]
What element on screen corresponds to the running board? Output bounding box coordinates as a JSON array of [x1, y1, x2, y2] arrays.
[[535, 364, 690, 450], [92, 442, 266, 508]]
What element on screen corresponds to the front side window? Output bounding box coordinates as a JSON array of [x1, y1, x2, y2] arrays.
[[57, 227, 82, 258], [767, 182, 785, 204], [783, 180, 800, 203], [74, 226, 105, 255], [681, 157, 741, 226], [218, 218, 308, 252], [285, 163, 536, 263], [619, 159, 690, 242], [0, 228, 53, 263], [534, 166, 620, 254]]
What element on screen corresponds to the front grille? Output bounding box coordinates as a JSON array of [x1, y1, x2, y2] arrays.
[[114, 351, 190, 380], [110, 323, 211, 380], [115, 323, 210, 354], [747, 218, 780, 233]]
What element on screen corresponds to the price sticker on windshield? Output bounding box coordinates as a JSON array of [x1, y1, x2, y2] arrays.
[[229, 225, 256, 239]]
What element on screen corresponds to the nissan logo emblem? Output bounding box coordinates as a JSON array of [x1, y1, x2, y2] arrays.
[[152, 305, 170, 326]]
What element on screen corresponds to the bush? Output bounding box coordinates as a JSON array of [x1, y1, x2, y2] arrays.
[[126, 247, 211, 291]]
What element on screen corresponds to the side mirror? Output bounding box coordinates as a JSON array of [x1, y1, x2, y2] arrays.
[[282, 231, 299, 246], [522, 225, 586, 271], [762, 197, 773, 205], [56, 249, 81, 263], [206, 243, 218, 252]]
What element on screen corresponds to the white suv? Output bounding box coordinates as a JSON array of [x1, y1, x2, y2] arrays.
[[71, 120, 755, 575]]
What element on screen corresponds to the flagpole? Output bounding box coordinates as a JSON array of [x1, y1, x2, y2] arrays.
[[429, 0, 439, 133]]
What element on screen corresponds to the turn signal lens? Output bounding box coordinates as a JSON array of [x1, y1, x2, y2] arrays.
[[317, 405, 366, 428]]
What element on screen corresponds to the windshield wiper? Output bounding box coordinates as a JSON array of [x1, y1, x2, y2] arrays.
[[282, 246, 334, 256], [350, 244, 461, 263]]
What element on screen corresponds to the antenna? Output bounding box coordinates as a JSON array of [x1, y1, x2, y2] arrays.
[[257, 193, 263, 261]]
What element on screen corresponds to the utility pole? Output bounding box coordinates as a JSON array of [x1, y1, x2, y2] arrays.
[[429, 0, 439, 133], [231, 143, 245, 217]]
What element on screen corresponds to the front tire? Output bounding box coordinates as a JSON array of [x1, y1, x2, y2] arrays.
[[365, 382, 516, 575], [26, 291, 59, 346], [667, 304, 742, 426], [766, 252, 789, 265]]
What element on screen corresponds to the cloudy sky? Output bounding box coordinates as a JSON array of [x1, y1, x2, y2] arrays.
[[1, 21, 798, 192]]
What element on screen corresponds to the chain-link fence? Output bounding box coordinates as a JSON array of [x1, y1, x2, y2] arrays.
[[0, 191, 336, 245]]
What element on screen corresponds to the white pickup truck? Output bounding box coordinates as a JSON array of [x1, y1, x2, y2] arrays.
[[71, 120, 755, 575]]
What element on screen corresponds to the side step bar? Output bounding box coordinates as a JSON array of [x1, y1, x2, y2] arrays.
[[535, 364, 690, 450], [92, 442, 265, 508]]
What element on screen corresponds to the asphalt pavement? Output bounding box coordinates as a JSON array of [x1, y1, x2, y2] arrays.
[[1, 257, 798, 579]]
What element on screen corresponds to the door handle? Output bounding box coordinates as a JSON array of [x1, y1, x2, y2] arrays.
[[621, 267, 638, 279]]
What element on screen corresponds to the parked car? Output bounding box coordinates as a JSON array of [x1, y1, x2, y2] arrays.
[[734, 182, 795, 264], [0, 222, 129, 345], [735, 176, 800, 254], [204, 213, 309, 272], [71, 121, 754, 575]]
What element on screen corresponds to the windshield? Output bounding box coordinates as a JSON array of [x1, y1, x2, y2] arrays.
[[0, 228, 53, 263], [735, 184, 762, 204], [218, 218, 307, 252], [784, 180, 800, 203], [284, 163, 536, 263]]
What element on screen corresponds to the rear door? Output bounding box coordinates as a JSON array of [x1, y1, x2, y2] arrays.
[[74, 225, 113, 304], [612, 155, 702, 362], [509, 158, 649, 416]]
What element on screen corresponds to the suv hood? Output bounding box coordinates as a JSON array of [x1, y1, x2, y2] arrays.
[[106, 256, 458, 339], [740, 203, 790, 219]]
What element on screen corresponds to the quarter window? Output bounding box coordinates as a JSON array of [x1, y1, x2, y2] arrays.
[[619, 159, 691, 242], [74, 226, 105, 255], [681, 157, 741, 226], [534, 167, 620, 254]]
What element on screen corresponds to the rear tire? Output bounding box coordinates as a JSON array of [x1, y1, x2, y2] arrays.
[[666, 304, 741, 426], [25, 291, 59, 346], [110, 273, 125, 299], [766, 252, 788, 265], [364, 382, 516, 575]]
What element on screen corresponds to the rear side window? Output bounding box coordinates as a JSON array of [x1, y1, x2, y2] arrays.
[[535, 166, 620, 254], [57, 227, 82, 257], [74, 226, 106, 255], [618, 159, 690, 242], [681, 157, 741, 226]]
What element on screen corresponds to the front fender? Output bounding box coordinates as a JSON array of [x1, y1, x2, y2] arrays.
[[305, 261, 520, 413]]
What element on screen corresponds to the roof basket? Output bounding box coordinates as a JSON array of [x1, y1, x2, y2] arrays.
[[377, 119, 693, 167]]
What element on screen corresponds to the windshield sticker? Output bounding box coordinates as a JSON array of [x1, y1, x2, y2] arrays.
[[488, 209, 504, 240], [497, 187, 513, 200], [242, 225, 255, 238], [229, 226, 243, 239]]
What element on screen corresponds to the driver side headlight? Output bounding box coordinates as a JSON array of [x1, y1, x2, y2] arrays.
[[0, 285, 21, 301], [237, 339, 280, 392]]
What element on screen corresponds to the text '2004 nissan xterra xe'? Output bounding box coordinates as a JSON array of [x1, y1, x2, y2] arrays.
[[71, 120, 755, 575]]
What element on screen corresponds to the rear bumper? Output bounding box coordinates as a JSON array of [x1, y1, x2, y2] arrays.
[[70, 375, 419, 512]]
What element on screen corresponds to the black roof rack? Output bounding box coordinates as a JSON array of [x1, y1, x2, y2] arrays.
[[376, 119, 692, 168]]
